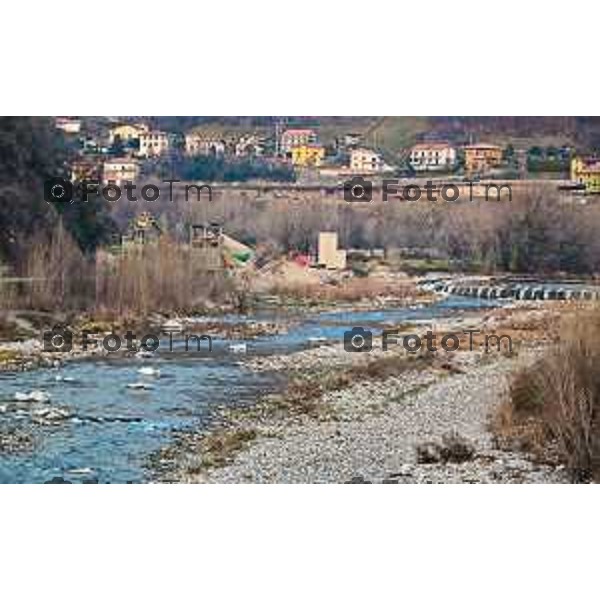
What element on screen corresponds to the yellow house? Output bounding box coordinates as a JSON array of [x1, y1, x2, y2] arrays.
[[291, 144, 325, 167], [464, 144, 503, 173], [571, 157, 600, 194], [109, 123, 148, 145]]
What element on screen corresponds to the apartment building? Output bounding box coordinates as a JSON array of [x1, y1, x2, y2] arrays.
[[291, 145, 325, 167], [138, 131, 169, 158], [410, 142, 456, 172], [571, 156, 600, 194], [103, 158, 140, 185], [350, 147, 387, 173], [280, 129, 318, 154], [464, 144, 503, 173], [185, 133, 226, 156]]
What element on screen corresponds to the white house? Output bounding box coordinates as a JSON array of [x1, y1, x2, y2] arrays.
[[235, 134, 264, 157], [103, 158, 140, 185], [185, 133, 226, 156], [138, 131, 169, 158], [409, 142, 456, 172], [350, 148, 391, 173], [55, 117, 81, 134]]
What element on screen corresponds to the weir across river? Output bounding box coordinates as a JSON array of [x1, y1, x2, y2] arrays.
[[420, 277, 600, 301]]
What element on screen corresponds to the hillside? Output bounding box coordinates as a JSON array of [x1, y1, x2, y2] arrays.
[[143, 116, 600, 155]]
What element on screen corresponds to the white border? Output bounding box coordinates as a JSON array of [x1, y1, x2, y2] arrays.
[[3, 2, 599, 598], [1, 1, 597, 115], [3, 485, 599, 599]]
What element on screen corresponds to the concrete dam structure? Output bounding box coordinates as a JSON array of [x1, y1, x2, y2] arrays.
[[420, 278, 600, 301]]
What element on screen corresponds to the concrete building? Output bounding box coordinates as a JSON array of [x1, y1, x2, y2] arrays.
[[571, 156, 600, 194], [55, 117, 81, 134], [109, 123, 148, 145], [138, 131, 169, 158], [235, 134, 265, 157], [318, 232, 346, 270], [122, 212, 162, 247], [410, 142, 456, 172], [185, 133, 226, 156], [189, 224, 254, 271], [342, 133, 362, 148], [291, 145, 325, 167], [103, 158, 140, 185], [280, 129, 318, 154], [350, 147, 387, 173], [464, 144, 503, 173]]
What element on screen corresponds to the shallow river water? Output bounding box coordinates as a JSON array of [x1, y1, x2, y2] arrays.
[[0, 296, 496, 483]]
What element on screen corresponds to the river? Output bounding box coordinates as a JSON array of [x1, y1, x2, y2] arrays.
[[0, 296, 497, 483]]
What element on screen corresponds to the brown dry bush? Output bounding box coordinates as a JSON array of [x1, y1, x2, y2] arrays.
[[495, 308, 600, 481], [6, 226, 232, 316], [95, 239, 231, 315], [17, 220, 94, 312], [271, 277, 415, 303]]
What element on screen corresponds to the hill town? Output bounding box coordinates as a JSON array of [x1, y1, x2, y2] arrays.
[[2, 116, 600, 485]]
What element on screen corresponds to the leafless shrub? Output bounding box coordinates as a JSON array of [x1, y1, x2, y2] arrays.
[[18, 220, 93, 311], [119, 183, 600, 276], [5, 226, 231, 316], [270, 277, 415, 303], [496, 308, 600, 481], [95, 239, 230, 315]]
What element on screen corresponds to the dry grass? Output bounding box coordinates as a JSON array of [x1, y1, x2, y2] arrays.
[[95, 240, 232, 315], [270, 276, 416, 304], [196, 429, 258, 470], [0, 348, 23, 363], [3, 221, 94, 312], [493, 306, 600, 481], [2, 226, 233, 316]]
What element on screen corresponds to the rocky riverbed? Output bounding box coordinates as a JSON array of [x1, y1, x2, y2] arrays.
[[1, 297, 571, 483], [153, 304, 569, 484]]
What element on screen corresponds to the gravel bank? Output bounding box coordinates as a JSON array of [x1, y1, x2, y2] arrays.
[[183, 352, 567, 484], [150, 304, 567, 484]]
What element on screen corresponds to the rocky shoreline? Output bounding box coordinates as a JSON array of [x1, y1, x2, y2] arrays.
[[0, 286, 435, 374], [1, 296, 572, 483], [0, 314, 290, 373], [152, 304, 569, 484]]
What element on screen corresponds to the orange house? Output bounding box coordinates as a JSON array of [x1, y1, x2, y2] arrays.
[[464, 144, 503, 173]]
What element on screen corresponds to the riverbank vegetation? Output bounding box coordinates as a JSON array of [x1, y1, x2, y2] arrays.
[[127, 184, 600, 276], [1, 226, 235, 315], [493, 306, 600, 482]]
